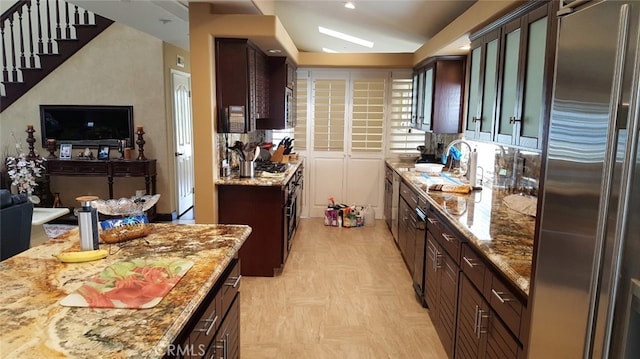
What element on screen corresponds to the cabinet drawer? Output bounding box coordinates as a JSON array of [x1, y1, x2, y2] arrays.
[[438, 223, 462, 265], [385, 165, 394, 183], [461, 244, 487, 292], [220, 259, 241, 317], [489, 274, 523, 337], [185, 290, 220, 358], [47, 160, 108, 174], [400, 181, 419, 209], [111, 161, 152, 176]]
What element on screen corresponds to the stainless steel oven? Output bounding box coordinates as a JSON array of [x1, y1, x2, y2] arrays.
[[285, 165, 303, 256]]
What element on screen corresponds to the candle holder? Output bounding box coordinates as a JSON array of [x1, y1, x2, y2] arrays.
[[47, 139, 57, 159], [26, 125, 37, 159], [136, 126, 146, 160]]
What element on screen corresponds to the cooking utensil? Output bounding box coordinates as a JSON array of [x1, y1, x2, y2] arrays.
[[253, 146, 260, 161], [283, 138, 294, 154]]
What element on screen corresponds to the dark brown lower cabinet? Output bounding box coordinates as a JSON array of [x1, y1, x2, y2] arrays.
[[425, 232, 460, 358], [455, 275, 520, 359], [205, 293, 240, 359], [167, 258, 241, 359]]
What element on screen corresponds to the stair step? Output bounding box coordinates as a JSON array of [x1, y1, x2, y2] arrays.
[[1, 9, 114, 112]]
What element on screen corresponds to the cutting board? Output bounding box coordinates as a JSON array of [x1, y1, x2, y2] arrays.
[[60, 257, 193, 309]]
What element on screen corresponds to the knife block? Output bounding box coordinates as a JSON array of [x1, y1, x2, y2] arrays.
[[271, 146, 285, 162]]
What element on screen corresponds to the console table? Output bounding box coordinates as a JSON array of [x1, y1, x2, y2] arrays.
[[45, 159, 157, 199]]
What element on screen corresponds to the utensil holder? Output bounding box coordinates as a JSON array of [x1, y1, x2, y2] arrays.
[[240, 160, 255, 178]]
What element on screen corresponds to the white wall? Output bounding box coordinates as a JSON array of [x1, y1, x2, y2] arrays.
[[0, 23, 171, 213]]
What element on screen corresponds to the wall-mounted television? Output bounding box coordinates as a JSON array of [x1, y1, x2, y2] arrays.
[[40, 105, 134, 148]]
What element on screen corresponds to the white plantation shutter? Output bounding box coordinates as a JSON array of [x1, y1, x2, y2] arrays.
[[313, 78, 346, 152], [351, 79, 385, 153], [294, 76, 308, 150], [388, 77, 424, 154]]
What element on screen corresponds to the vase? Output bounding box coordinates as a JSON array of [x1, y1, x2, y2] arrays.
[[27, 190, 41, 205]]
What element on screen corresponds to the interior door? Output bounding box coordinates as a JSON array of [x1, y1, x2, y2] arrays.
[[171, 70, 194, 217]]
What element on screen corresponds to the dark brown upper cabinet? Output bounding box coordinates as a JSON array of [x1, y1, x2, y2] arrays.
[[258, 56, 297, 130], [411, 56, 466, 134], [465, 1, 557, 150], [215, 38, 269, 133]]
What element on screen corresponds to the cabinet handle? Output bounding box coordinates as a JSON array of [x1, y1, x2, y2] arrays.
[[427, 217, 438, 225], [196, 314, 218, 335], [463, 256, 478, 268], [226, 275, 242, 288], [433, 249, 442, 271], [509, 117, 521, 124], [478, 309, 489, 337], [442, 233, 455, 243], [473, 305, 479, 336], [491, 288, 512, 303], [472, 116, 481, 123]]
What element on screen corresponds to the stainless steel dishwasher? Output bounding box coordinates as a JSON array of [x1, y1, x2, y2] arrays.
[[391, 171, 400, 242]]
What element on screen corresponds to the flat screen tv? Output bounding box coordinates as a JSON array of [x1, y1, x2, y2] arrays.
[[40, 105, 134, 148]]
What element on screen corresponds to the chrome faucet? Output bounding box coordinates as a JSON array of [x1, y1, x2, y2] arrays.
[[444, 139, 479, 186]]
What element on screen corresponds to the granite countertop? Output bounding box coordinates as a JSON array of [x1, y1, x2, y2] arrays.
[[0, 223, 251, 358], [215, 160, 303, 187], [386, 159, 535, 296]]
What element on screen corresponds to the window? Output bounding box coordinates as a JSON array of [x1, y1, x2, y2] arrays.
[[351, 78, 385, 153], [312, 78, 346, 152], [387, 77, 424, 154]]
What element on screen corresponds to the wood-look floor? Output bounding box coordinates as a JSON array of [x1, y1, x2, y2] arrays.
[[240, 218, 447, 359]]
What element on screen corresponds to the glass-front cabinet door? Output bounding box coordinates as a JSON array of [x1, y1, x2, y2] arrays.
[[495, 18, 521, 145], [421, 67, 434, 130], [518, 11, 549, 148], [465, 30, 499, 142], [496, 5, 550, 149]]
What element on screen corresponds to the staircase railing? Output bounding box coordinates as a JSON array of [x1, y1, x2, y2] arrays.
[[1, 0, 113, 112]]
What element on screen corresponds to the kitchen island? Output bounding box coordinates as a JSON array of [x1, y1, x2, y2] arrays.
[[0, 223, 251, 358]]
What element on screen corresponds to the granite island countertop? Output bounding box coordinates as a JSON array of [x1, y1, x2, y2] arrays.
[[0, 223, 251, 359], [386, 159, 535, 297], [215, 160, 303, 187]]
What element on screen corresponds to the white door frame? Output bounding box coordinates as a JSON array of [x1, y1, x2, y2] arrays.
[[170, 69, 194, 217]]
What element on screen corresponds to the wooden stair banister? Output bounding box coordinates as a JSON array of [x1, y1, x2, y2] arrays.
[[1, 0, 113, 112]]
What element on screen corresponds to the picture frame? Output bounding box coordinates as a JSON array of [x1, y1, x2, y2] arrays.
[[98, 145, 110, 160], [59, 144, 72, 160]]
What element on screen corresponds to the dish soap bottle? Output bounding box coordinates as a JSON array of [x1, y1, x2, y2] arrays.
[[364, 204, 375, 227]]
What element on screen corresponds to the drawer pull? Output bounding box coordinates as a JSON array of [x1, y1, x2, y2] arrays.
[[442, 233, 455, 242], [226, 275, 242, 288], [491, 288, 512, 303], [196, 314, 218, 335], [427, 217, 438, 225], [463, 256, 478, 268]]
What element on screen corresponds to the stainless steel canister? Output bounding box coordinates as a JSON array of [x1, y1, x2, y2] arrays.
[[76, 196, 99, 250], [239, 160, 254, 178]]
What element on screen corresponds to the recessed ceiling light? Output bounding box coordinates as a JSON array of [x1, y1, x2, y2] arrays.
[[318, 26, 374, 48], [322, 48, 338, 53], [344, 2, 355, 10], [268, 49, 282, 54]]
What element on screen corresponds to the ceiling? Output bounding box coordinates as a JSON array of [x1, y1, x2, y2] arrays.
[[71, 0, 478, 55]]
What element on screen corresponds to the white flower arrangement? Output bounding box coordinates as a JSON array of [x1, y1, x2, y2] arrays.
[[5, 132, 46, 194]]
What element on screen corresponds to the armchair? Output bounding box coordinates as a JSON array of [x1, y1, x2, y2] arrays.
[[1, 189, 34, 261]]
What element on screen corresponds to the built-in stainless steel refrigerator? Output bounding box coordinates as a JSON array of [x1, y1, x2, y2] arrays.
[[529, 0, 640, 358]]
